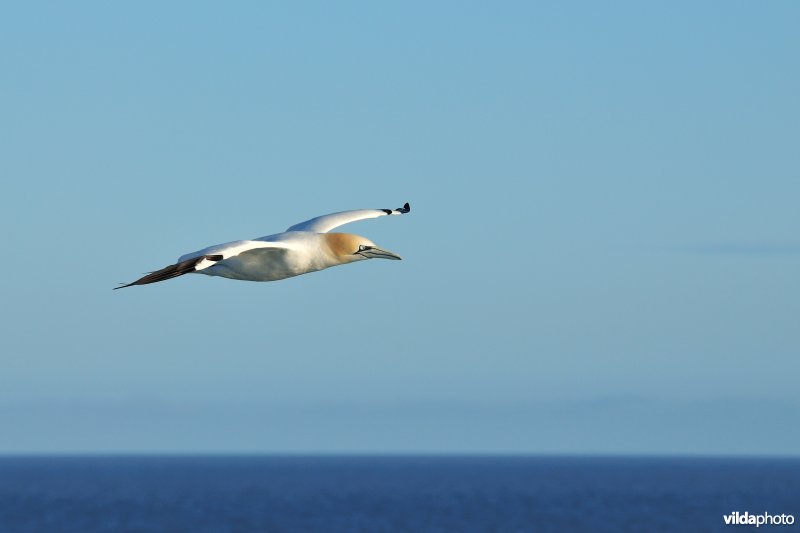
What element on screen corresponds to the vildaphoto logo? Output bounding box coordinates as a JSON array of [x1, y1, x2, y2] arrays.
[[723, 511, 795, 527]]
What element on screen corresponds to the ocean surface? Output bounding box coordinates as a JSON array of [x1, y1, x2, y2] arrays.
[[0, 455, 797, 532]]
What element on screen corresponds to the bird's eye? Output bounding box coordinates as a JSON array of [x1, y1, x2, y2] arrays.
[[358, 245, 367, 251]]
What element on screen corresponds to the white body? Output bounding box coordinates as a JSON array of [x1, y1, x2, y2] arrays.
[[180, 232, 342, 282]]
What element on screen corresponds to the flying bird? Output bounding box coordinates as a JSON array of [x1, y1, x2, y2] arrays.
[[115, 202, 410, 289]]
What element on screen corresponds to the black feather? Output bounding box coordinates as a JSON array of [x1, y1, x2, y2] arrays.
[[113, 255, 216, 290]]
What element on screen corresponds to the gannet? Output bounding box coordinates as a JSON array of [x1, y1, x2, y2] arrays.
[[115, 202, 410, 289]]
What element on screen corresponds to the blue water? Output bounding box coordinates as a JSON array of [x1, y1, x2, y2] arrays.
[[0, 456, 797, 532]]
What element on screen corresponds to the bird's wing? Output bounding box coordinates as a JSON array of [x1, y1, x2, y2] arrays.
[[286, 202, 410, 233], [115, 240, 293, 289], [177, 240, 294, 263], [113, 254, 222, 289]]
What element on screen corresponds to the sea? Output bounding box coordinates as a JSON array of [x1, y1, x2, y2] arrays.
[[0, 455, 797, 532]]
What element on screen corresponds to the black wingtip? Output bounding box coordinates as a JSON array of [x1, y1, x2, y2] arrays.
[[113, 255, 208, 291]]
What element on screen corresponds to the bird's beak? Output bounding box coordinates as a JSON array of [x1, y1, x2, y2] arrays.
[[357, 247, 403, 260]]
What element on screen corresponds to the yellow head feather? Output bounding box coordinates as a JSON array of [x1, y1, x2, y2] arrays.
[[324, 233, 374, 259]]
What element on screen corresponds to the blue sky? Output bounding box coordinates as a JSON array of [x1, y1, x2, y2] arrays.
[[1, 1, 798, 454]]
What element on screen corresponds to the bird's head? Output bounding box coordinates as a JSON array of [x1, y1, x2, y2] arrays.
[[325, 233, 402, 263]]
